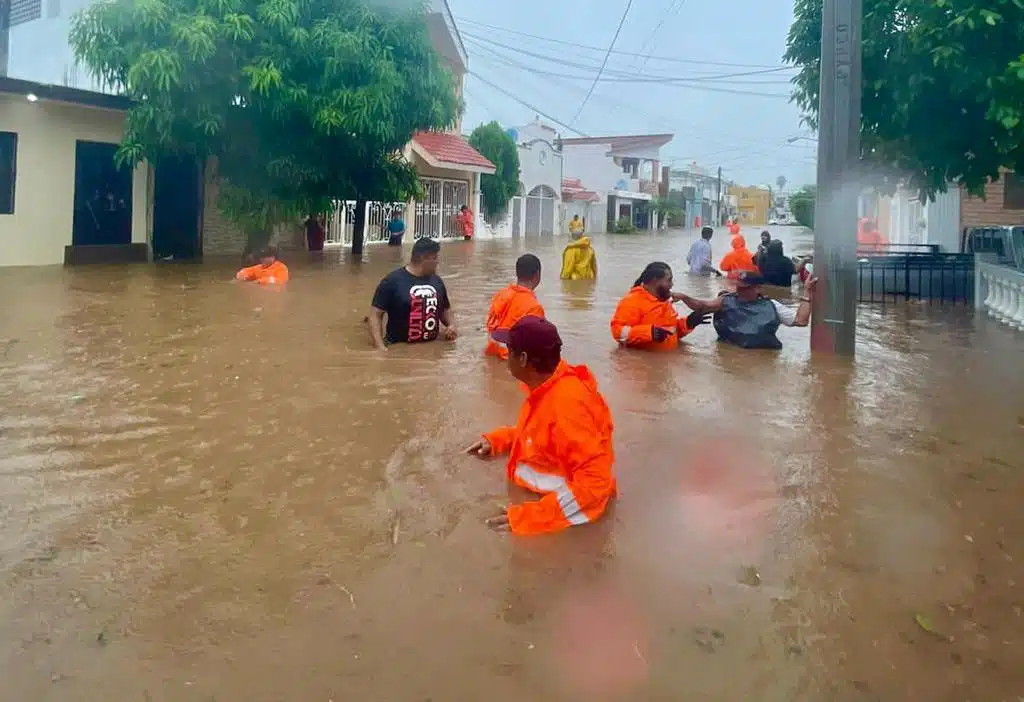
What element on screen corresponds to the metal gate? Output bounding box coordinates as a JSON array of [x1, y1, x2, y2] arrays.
[[414, 177, 469, 240], [524, 185, 557, 235], [324, 200, 405, 246]]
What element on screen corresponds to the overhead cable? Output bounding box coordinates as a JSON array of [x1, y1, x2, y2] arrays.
[[569, 0, 635, 127], [456, 16, 786, 69]]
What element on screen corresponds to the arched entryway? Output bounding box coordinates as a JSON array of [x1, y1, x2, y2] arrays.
[[525, 184, 557, 236]]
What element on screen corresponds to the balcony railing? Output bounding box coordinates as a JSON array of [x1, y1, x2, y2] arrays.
[[976, 260, 1024, 331]]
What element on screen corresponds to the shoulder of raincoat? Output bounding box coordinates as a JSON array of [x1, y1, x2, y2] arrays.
[[610, 286, 693, 351], [560, 237, 597, 280], [482, 361, 616, 535], [485, 285, 545, 359]]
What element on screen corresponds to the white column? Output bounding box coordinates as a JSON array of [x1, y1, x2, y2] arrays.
[[474, 172, 483, 239]]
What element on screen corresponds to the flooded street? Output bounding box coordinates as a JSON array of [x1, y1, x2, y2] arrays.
[[1, 228, 1021, 701]]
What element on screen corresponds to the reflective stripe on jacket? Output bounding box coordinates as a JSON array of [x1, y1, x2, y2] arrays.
[[483, 360, 615, 535], [609, 286, 694, 351], [485, 284, 544, 359]]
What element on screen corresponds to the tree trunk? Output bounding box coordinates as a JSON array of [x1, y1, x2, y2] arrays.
[[352, 199, 367, 256]]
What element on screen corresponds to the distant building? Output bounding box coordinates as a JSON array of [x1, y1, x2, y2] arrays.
[[558, 133, 673, 232], [728, 185, 771, 226]]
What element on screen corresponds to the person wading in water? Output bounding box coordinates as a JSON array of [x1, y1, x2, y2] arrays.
[[676, 271, 818, 350], [465, 316, 616, 535], [367, 238, 457, 350]]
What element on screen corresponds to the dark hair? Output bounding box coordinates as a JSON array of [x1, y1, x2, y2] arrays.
[[633, 261, 672, 288], [760, 230, 771, 239], [701, 226, 714, 239], [460, 205, 469, 212], [258, 245, 278, 259], [767, 239, 785, 256], [411, 237, 441, 261], [515, 253, 542, 280]]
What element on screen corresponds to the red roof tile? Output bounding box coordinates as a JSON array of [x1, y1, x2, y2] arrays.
[[562, 177, 600, 202], [412, 131, 495, 171]]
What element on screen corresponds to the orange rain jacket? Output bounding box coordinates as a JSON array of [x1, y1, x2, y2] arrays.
[[485, 284, 545, 359], [483, 360, 616, 535], [610, 286, 696, 351], [236, 261, 290, 285], [719, 235, 758, 279]]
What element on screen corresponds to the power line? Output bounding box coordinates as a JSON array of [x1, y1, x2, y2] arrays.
[[469, 50, 789, 154], [631, 0, 687, 75], [569, 0, 634, 127], [461, 34, 794, 84], [468, 47, 791, 98], [467, 72, 589, 137], [456, 16, 786, 69]]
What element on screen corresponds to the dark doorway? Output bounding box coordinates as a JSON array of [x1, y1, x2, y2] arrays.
[[152, 155, 203, 260], [72, 141, 133, 247]]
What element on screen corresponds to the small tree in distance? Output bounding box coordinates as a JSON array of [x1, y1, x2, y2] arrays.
[[70, 0, 461, 255], [468, 122, 520, 223], [789, 185, 816, 230]]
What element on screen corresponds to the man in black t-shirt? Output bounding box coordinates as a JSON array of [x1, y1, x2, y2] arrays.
[[368, 238, 457, 350]]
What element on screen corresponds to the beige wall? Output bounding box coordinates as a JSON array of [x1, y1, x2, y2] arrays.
[[0, 94, 150, 267]]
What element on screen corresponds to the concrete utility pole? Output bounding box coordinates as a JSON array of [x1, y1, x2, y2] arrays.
[[716, 166, 723, 225], [811, 0, 862, 356]]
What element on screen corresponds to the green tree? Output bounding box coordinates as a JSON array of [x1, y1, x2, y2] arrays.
[[785, 0, 1024, 199], [789, 185, 817, 229], [70, 0, 461, 254], [467, 121, 519, 222]]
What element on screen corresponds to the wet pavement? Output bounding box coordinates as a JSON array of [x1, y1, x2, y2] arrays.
[[1, 226, 1021, 701]]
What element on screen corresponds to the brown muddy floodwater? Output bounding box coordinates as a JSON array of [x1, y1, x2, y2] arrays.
[[1, 228, 1022, 701]]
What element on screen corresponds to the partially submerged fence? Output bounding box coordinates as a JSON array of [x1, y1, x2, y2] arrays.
[[856, 253, 975, 305], [324, 201, 406, 246]]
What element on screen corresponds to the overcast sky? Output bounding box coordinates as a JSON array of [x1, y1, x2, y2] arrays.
[[450, 0, 818, 190]]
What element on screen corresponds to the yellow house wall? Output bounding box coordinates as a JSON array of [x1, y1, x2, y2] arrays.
[[0, 94, 150, 267]]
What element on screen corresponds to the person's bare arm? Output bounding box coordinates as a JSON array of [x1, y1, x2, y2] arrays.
[[367, 307, 387, 350], [440, 307, 458, 340], [792, 277, 817, 327], [673, 292, 724, 315]]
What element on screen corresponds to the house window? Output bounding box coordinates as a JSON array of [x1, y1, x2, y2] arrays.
[[1004, 172, 1024, 210], [0, 132, 17, 215]]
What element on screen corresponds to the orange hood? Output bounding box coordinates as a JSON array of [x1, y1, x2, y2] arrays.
[[731, 234, 748, 250]]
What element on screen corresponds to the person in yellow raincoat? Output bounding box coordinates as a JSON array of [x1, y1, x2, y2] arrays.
[[561, 217, 598, 280]]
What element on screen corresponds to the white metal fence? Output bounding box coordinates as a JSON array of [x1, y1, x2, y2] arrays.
[[415, 177, 469, 240], [323, 176, 469, 246], [324, 201, 406, 246]]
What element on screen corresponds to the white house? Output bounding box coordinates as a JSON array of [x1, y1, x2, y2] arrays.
[[507, 119, 562, 238], [558, 133, 673, 233]]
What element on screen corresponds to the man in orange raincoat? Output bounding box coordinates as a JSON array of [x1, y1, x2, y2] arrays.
[[466, 316, 616, 535], [235, 246, 290, 285], [485, 254, 545, 359], [609, 262, 711, 351], [718, 234, 758, 279]]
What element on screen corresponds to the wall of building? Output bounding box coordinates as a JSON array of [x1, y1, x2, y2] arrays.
[[7, 0, 99, 88], [561, 143, 622, 201], [960, 177, 1024, 229], [0, 94, 149, 266], [517, 138, 562, 197]]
